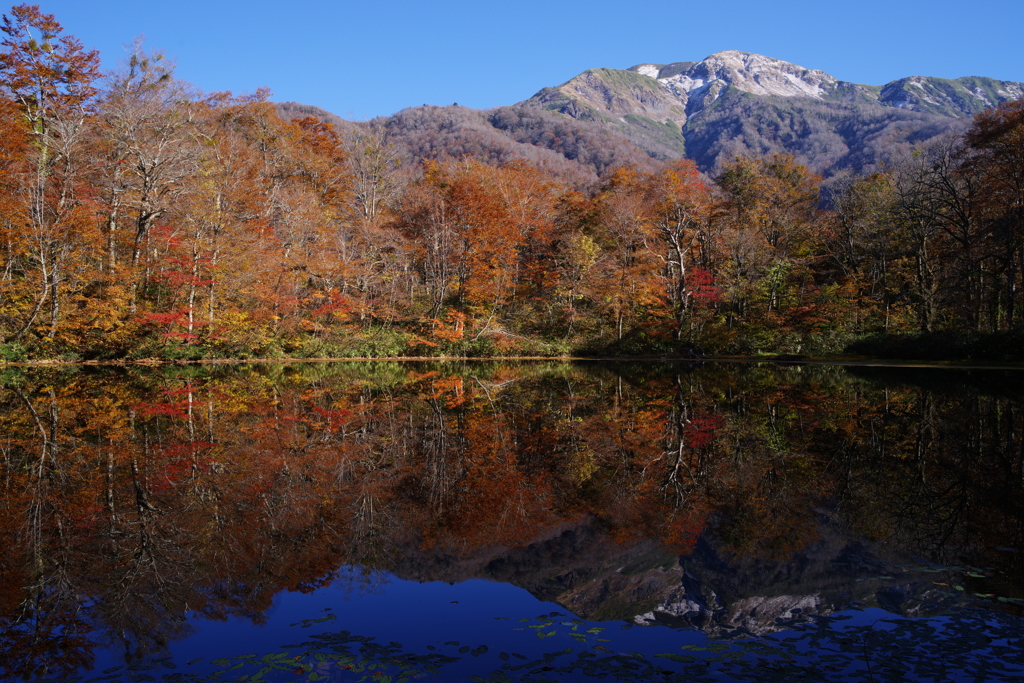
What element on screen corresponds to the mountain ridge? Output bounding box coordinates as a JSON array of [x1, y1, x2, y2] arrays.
[[279, 51, 1021, 178], [515, 50, 1021, 173], [603, 50, 1022, 119]]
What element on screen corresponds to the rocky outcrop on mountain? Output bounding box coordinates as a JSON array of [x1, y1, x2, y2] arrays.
[[879, 75, 1024, 116], [636, 51, 861, 118]]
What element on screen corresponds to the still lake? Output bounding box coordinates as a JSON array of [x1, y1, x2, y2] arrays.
[[0, 360, 1022, 682]]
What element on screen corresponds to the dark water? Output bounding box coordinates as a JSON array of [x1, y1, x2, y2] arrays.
[[0, 360, 1022, 682]]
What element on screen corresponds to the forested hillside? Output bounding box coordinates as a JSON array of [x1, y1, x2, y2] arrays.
[[1, 4, 1022, 362], [278, 102, 667, 183], [670, 91, 967, 174]]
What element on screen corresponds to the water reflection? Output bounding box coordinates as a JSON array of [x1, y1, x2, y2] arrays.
[[0, 360, 1021, 679]]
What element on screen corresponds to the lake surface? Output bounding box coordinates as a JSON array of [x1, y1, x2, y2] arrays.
[[0, 360, 1022, 682]]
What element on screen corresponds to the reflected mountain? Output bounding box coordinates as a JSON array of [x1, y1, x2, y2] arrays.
[[388, 512, 973, 637]]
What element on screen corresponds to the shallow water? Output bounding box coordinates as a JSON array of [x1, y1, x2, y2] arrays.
[[0, 360, 1021, 681]]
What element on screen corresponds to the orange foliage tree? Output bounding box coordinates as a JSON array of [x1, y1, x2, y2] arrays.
[[0, 3, 102, 345]]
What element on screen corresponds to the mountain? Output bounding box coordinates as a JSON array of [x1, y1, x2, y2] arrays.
[[634, 52, 1020, 117], [520, 51, 1023, 174], [276, 101, 361, 134], [277, 101, 667, 184], [280, 51, 1022, 179], [878, 74, 1024, 116]]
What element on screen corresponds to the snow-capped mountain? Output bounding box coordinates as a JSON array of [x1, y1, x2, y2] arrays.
[[528, 50, 1022, 126], [516, 51, 1022, 173], [634, 51, 845, 117]]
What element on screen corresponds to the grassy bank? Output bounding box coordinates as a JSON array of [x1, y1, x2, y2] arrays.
[[4, 324, 1023, 366]]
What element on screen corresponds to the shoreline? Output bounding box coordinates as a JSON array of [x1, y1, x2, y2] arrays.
[[3, 355, 1023, 371]]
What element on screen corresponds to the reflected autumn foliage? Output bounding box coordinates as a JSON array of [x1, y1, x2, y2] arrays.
[[0, 361, 1021, 678]]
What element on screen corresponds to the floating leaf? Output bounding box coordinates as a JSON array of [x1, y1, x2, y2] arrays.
[[291, 614, 337, 628]]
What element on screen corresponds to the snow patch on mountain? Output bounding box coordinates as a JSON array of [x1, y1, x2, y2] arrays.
[[998, 84, 1024, 99], [661, 74, 709, 93], [635, 64, 661, 79]]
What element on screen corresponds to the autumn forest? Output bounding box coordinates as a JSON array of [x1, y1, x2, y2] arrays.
[[1, 5, 1023, 362]]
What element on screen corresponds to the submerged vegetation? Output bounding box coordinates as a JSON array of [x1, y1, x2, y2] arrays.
[[0, 5, 1023, 364], [50, 609, 1024, 682]]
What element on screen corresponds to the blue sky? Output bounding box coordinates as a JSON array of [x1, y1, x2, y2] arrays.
[[21, 0, 1024, 120]]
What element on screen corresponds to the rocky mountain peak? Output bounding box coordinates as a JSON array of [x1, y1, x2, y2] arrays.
[[635, 51, 840, 101], [534, 51, 852, 130], [514, 50, 1024, 175]]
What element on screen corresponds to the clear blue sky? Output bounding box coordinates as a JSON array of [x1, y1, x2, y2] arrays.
[[19, 0, 1024, 120]]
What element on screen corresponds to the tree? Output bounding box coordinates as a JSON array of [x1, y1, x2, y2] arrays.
[[0, 4, 100, 135], [590, 166, 665, 341], [0, 98, 30, 340], [828, 172, 912, 332], [645, 160, 717, 340], [0, 4, 102, 341], [717, 155, 825, 338], [718, 154, 821, 259], [966, 101, 1024, 328], [346, 123, 401, 224], [98, 43, 201, 272], [887, 148, 948, 332], [396, 159, 552, 327]]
